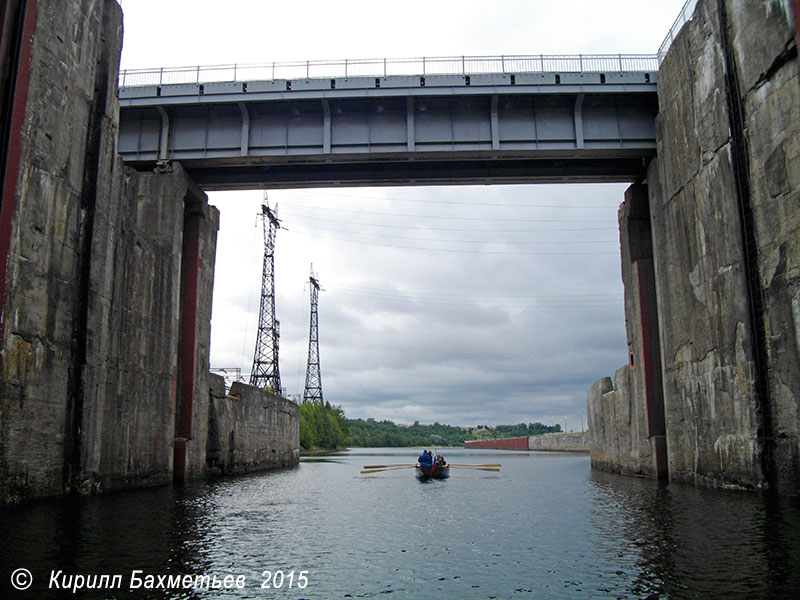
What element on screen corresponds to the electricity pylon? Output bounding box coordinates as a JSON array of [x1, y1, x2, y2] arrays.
[[249, 194, 282, 394], [303, 267, 323, 402]]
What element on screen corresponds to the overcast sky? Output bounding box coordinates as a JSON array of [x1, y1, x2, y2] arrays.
[[117, 1, 687, 429]]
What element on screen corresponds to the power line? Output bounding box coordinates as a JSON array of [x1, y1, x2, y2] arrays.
[[291, 188, 621, 210], [285, 227, 619, 255], [238, 212, 261, 375], [283, 220, 617, 245], [278, 203, 612, 223], [273, 210, 618, 232], [330, 289, 622, 309], [334, 283, 623, 300], [318, 280, 625, 309]]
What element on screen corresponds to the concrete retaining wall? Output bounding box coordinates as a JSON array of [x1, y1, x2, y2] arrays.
[[527, 432, 589, 453], [205, 377, 300, 475], [464, 437, 529, 450], [464, 434, 589, 452], [77, 166, 211, 494], [650, 0, 765, 491], [0, 0, 299, 504], [651, 0, 799, 492], [589, 0, 800, 493], [587, 369, 655, 476], [1, 0, 130, 501], [733, 0, 800, 494]]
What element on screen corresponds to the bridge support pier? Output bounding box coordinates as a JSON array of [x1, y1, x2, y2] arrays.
[[173, 200, 200, 482], [173, 175, 214, 482], [587, 183, 668, 479], [620, 183, 667, 480]]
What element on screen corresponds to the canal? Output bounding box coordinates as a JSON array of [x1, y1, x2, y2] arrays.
[[1, 448, 799, 599]]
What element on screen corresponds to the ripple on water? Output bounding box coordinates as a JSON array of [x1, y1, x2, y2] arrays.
[[1, 449, 799, 599]]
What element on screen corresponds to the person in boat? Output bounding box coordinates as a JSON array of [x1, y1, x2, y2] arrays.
[[435, 454, 446, 467], [418, 450, 432, 467]]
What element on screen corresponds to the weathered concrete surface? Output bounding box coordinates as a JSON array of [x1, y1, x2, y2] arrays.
[[587, 368, 654, 476], [0, 0, 209, 498], [730, 0, 800, 494], [77, 166, 216, 494], [615, 184, 662, 477], [528, 432, 589, 453], [650, 0, 799, 491], [206, 377, 300, 474], [184, 196, 221, 480], [589, 0, 799, 493], [0, 0, 299, 503], [1, 0, 127, 501]]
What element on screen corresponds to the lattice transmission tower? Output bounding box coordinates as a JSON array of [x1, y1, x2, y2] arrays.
[[249, 195, 282, 394], [303, 268, 324, 402]]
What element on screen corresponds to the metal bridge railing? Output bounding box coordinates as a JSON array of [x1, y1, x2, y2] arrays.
[[118, 53, 659, 88], [657, 0, 699, 63]]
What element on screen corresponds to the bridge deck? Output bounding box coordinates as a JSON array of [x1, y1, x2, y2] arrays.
[[118, 70, 658, 189]]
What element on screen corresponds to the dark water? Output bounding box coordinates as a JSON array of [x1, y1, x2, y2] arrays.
[[1, 448, 799, 599]]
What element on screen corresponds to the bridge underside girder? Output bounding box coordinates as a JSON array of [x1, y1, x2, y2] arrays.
[[139, 154, 652, 190], [118, 73, 658, 188]]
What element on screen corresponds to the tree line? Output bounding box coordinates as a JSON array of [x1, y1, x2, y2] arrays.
[[299, 400, 349, 450], [346, 418, 560, 448], [299, 401, 561, 450]]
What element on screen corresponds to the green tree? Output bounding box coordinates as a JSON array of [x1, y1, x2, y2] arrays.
[[299, 400, 349, 450], [344, 418, 562, 447]]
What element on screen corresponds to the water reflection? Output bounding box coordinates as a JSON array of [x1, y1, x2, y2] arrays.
[[588, 470, 800, 598], [1, 486, 199, 599], [0, 450, 798, 599]]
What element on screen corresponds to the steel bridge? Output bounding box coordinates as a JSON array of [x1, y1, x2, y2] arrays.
[[117, 54, 660, 189]]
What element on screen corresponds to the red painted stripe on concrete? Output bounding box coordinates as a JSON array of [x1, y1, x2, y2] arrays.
[[794, 0, 800, 50], [0, 0, 37, 351], [464, 437, 529, 450], [636, 260, 665, 438], [636, 259, 668, 479], [173, 439, 187, 482], [173, 206, 202, 481]]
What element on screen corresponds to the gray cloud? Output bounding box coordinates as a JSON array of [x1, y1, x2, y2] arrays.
[[208, 183, 629, 428]]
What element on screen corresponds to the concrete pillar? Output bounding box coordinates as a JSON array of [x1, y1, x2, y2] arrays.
[[173, 194, 206, 481], [635, 260, 668, 478], [620, 183, 668, 479]]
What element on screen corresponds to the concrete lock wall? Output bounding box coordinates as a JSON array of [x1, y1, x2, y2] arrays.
[[77, 165, 212, 493], [204, 377, 300, 476], [464, 437, 530, 451], [527, 432, 589, 452], [0, 0, 129, 501], [589, 0, 800, 493], [464, 434, 588, 452], [587, 185, 661, 479], [0, 0, 299, 504]]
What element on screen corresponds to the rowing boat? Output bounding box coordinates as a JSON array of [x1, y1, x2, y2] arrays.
[[415, 463, 450, 479], [360, 461, 498, 476]]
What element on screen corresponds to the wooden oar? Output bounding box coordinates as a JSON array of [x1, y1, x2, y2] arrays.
[[449, 466, 500, 471], [362, 464, 416, 469], [448, 463, 501, 467], [360, 465, 417, 474], [362, 465, 416, 471]]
